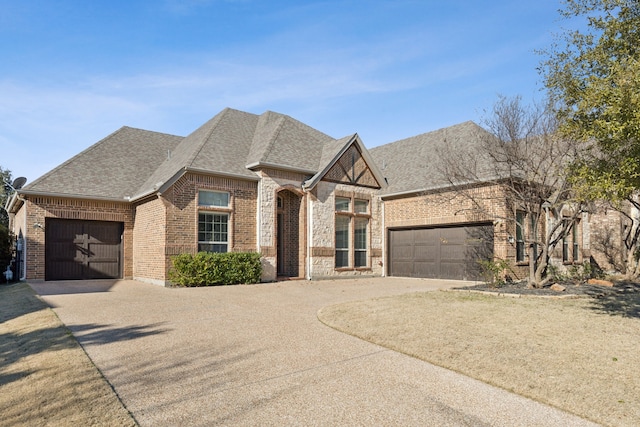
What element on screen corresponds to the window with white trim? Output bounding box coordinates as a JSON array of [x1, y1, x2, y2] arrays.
[[198, 190, 231, 253], [198, 212, 229, 252], [335, 196, 370, 268]]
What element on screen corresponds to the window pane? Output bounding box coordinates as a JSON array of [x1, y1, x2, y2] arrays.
[[335, 216, 350, 249], [335, 215, 350, 267], [354, 218, 367, 250], [354, 199, 369, 214], [199, 191, 229, 207], [515, 211, 524, 241], [354, 251, 367, 268], [515, 211, 525, 262], [335, 197, 350, 212], [198, 212, 229, 253], [198, 243, 228, 253], [335, 250, 349, 268]]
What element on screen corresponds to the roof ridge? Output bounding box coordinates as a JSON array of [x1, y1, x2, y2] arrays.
[[120, 125, 183, 139], [184, 108, 230, 167], [372, 120, 482, 151], [261, 112, 287, 161]]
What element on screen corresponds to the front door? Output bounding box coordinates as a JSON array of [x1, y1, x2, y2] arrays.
[[276, 190, 301, 278]]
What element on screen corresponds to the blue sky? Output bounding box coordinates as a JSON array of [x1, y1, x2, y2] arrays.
[[1, 0, 566, 182]]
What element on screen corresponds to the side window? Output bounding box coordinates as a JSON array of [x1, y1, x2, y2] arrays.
[[198, 190, 229, 208], [198, 213, 229, 253], [198, 190, 231, 253]]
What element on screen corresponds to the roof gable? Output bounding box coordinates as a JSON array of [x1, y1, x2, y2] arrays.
[[303, 134, 384, 190]]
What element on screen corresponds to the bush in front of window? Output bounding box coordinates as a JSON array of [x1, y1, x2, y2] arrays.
[[169, 252, 262, 286]]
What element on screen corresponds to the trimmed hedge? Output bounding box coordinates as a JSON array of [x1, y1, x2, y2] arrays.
[[169, 252, 262, 287]]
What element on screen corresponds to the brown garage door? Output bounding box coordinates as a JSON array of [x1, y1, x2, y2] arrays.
[[45, 219, 123, 281], [388, 224, 493, 281]]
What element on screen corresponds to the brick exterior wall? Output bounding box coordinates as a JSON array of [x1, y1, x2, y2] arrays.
[[143, 172, 259, 285], [17, 196, 133, 281], [588, 207, 628, 274], [383, 184, 517, 278], [133, 197, 167, 284]]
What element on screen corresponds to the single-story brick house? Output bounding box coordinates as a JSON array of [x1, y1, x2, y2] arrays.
[[6, 108, 598, 284]]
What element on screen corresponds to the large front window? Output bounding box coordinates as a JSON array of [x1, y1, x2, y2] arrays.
[[198, 212, 229, 252], [335, 196, 370, 268]]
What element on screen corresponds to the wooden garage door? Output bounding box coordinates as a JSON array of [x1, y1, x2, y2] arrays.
[[45, 219, 123, 281], [388, 224, 493, 281]]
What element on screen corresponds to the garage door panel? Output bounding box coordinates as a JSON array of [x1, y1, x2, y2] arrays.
[[414, 261, 438, 278], [46, 219, 123, 281], [414, 243, 437, 262], [389, 224, 493, 281]]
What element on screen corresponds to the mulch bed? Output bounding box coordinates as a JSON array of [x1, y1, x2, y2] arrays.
[[456, 278, 640, 298]]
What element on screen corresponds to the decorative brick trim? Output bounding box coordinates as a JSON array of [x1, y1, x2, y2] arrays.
[[311, 246, 334, 257]]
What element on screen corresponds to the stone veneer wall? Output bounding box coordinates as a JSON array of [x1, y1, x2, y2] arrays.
[[308, 181, 383, 279], [258, 169, 308, 281], [19, 196, 134, 281]]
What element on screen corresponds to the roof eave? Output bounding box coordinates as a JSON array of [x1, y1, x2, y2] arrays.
[[245, 161, 316, 175], [16, 189, 130, 203], [380, 176, 507, 200]]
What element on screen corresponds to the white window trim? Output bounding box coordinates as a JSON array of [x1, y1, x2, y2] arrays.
[[198, 211, 230, 253]]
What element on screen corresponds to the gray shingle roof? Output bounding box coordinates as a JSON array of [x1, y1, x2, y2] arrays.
[[21, 108, 358, 201], [370, 121, 491, 197], [23, 127, 183, 199], [246, 111, 336, 172], [24, 109, 482, 202]]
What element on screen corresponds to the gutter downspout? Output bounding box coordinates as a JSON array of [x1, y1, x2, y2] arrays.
[[381, 196, 386, 277], [306, 188, 312, 280]]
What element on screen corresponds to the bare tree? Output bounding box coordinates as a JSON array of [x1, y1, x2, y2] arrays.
[[434, 96, 587, 287]]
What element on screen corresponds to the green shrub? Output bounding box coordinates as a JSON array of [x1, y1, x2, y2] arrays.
[[477, 259, 510, 288], [169, 252, 262, 287]]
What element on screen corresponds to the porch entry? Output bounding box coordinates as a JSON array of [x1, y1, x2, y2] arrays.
[[276, 189, 303, 278]]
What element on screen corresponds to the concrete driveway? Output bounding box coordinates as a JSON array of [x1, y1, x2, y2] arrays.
[[30, 278, 597, 426]]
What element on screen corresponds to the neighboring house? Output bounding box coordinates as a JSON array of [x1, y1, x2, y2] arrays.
[[5, 108, 601, 285]]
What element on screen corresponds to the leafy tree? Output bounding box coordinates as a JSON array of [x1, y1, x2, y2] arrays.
[[435, 96, 587, 288], [540, 0, 640, 277], [0, 166, 13, 274], [0, 166, 12, 229]]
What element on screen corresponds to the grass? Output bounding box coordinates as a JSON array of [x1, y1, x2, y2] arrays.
[[0, 283, 136, 427], [318, 290, 640, 427]]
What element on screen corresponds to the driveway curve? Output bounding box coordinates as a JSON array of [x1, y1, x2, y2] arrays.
[[31, 278, 598, 426]]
